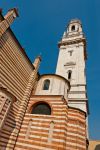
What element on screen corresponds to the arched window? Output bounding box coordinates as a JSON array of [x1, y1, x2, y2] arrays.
[[43, 79, 50, 90], [71, 25, 75, 31], [0, 88, 16, 129], [68, 70, 72, 80], [32, 103, 51, 115]]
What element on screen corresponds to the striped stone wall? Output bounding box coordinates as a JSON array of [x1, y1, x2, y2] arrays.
[[67, 107, 86, 150], [0, 9, 34, 103], [0, 10, 39, 149], [15, 94, 86, 150], [15, 95, 68, 150], [0, 30, 34, 102]]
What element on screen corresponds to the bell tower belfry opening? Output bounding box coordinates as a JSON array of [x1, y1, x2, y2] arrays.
[[56, 19, 88, 114]]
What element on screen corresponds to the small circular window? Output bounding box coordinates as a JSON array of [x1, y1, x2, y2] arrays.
[[32, 102, 51, 115]]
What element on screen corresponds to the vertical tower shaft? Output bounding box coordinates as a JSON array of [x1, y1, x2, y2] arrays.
[[56, 19, 88, 114]]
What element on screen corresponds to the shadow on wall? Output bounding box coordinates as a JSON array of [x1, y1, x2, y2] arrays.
[[95, 144, 100, 150]]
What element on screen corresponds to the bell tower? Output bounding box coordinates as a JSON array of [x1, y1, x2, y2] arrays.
[[56, 19, 88, 114]]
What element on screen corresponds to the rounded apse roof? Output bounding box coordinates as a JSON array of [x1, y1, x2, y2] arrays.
[[39, 74, 70, 89]]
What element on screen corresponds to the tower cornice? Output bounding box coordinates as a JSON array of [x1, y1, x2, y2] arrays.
[[58, 37, 87, 60], [58, 37, 86, 48]]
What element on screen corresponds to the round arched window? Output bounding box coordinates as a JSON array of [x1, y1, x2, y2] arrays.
[[71, 25, 75, 31], [32, 103, 51, 115], [68, 70, 72, 80], [43, 79, 50, 90]]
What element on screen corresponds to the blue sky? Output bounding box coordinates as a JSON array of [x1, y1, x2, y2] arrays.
[[0, 0, 100, 140]]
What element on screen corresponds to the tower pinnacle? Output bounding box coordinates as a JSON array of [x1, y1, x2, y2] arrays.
[[33, 56, 41, 70]]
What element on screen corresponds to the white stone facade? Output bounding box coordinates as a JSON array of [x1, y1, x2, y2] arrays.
[[35, 74, 70, 100], [56, 19, 88, 113]]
